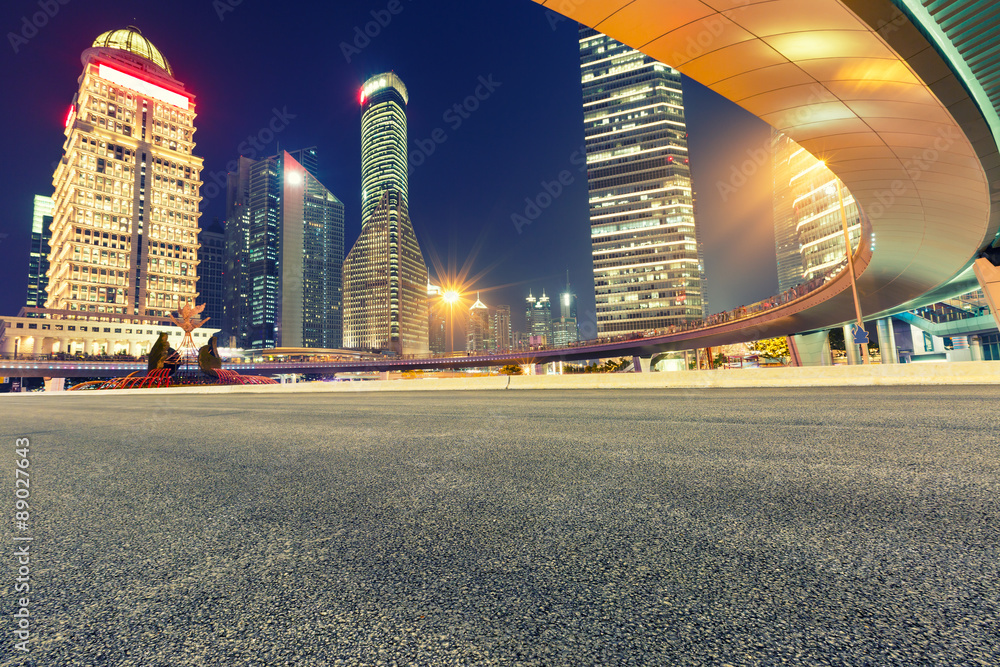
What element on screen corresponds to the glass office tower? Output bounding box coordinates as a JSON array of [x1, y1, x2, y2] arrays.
[[26, 195, 54, 308], [772, 129, 861, 292], [580, 27, 705, 336], [344, 72, 429, 355], [225, 151, 344, 349]]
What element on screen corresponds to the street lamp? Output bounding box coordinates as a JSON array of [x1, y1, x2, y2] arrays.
[[832, 179, 869, 364], [442, 290, 459, 355]]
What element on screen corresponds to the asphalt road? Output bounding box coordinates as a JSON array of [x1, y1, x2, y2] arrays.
[[1, 386, 998, 666]]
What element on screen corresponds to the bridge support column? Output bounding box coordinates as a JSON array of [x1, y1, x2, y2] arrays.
[[974, 257, 1000, 333], [843, 325, 861, 365], [970, 335, 984, 361], [44, 378, 66, 392], [876, 318, 898, 364], [632, 356, 650, 372], [788, 331, 832, 367]]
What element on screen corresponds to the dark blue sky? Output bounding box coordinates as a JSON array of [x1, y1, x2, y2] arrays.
[[0, 0, 775, 334]]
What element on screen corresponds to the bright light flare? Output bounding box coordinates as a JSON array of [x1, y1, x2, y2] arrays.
[[442, 290, 460, 304]]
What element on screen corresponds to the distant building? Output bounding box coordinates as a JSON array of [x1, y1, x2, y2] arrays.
[[26, 195, 53, 309], [467, 294, 492, 353], [525, 291, 552, 346], [772, 128, 861, 292], [493, 304, 511, 352], [343, 72, 428, 355], [225, 150, 344, 349], [427, 283, 446, 354], [553, 273, 578, 347], [198, 218, 225, 334], [581, 27, 706, 335]]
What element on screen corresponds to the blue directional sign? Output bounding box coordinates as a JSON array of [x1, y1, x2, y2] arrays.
[[851, 324, 869, 346]]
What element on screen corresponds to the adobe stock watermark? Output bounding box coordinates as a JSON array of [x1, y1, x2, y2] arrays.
[[340, 0, 413, 64], [407, 74, 502, 175], [8, 0, 70, 54], [510, 146, 587, 234], [543, 0, 588, 30], [200, 106, 296, 202], [213, 0, 244, 21], [716, 83, 831, 202]]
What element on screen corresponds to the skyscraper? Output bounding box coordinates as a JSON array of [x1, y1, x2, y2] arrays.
[[26, 195, 54, 308], [493, 305, 511, 353], [359, 73, 409, 223], [198, 218, 225, 333], [580, 28, 705, 336], [772, 129, 861, 292], [47, 27, 204, 318], [553, 273, 579, 347], [343, 72, 429, 355], [467, 295, 492, 353], [225, 150, 345, 349], [525, 291, 552, 345]]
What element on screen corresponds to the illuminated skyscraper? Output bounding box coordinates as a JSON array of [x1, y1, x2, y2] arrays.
[[772, 129, 861, 292], [580, 28, 705, 335], [553, 273, 578, 347], [493, 305, 511, 353], [467, 295, 492, 353], [525, 291, 552, 345], [197, 218, 225, 335], [359, 72, 409, 222], [343, 72, 429, 355], [46, 27, 204, 318], [26, 195, 54, 308], [225, 150, 344, 349]]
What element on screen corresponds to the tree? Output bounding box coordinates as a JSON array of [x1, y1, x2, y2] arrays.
[[498, 364, 523, 376], [749, 336, 790, 359]]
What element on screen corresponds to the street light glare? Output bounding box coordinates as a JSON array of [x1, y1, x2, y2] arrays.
[[442, 290, 460, 304]]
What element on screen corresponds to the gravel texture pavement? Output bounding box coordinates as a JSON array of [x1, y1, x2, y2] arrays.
[[1, 386, 998, 665]]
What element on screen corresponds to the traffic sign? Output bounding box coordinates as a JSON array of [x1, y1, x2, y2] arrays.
[[851, 324, 869, 346]]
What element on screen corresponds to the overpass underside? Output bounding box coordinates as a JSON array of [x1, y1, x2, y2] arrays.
[[533, 0, 1000, 338]]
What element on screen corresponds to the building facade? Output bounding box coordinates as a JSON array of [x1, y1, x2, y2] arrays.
[[225, 151, 344, 349], [773, 129, 862, 292], [525, 291, 552, 345], [467, 295, 492, 353], [580, 27, 705, 336], [46, 27, 204, 319], [359, 73, 409, 223], [343, 72, 429, 355], [493, 304, 511, 353], [553, 273, 579, 347], [198, 218, 225, 332], [26, 195, 54, 308]]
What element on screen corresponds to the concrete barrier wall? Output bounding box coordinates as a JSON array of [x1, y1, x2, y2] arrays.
[[7, 361, 1000, 398]]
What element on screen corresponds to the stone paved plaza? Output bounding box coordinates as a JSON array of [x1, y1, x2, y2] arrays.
[[2, 386, 998, 665]]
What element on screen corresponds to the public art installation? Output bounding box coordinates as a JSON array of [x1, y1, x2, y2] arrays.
[[70, 303, 276, 390]]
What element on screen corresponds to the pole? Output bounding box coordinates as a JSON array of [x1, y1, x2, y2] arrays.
[[446, 302, 454, 355], [837, 179, 868, 364]]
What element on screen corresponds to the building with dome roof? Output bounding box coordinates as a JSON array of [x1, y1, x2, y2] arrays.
[[43, 26, 204, 326]]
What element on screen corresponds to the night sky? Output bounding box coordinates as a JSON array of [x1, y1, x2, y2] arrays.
[[0, 0, 776, 335]]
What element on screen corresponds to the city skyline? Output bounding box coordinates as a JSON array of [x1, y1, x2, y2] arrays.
[[0, 0, 776, 336]]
